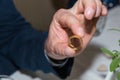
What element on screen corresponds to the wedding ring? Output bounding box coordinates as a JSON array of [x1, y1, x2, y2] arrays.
[[68, 35, 83, 51]]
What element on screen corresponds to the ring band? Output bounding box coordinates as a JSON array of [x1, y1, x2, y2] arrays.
[[68, 35, 83, 51]]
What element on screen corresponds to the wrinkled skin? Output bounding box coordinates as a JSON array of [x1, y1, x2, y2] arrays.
[[45, 0, 108, 60]]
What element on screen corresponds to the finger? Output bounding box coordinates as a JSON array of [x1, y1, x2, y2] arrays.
[[84, 0, 97, 20], [56, 9, 85, 37], [95, 0, 102, 17], [70, 0, 84, 14], [70, 0, 97, 20], [101, 5, 108, 16]]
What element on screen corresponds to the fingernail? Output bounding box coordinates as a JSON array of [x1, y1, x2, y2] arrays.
[[85, 7, 95, 20]]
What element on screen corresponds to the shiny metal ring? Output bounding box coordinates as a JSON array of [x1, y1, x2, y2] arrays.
[[68, 35, 83, 51]]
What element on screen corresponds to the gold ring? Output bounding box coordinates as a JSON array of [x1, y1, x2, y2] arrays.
[[68, 35, 83, 51]]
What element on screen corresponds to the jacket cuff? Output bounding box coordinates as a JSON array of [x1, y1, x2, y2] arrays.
[[44, 50, 69, 67]]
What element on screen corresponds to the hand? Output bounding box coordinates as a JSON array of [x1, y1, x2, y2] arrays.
[[45, 0, 107, 60]]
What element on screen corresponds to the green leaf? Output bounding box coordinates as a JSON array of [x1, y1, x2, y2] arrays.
[[110, 58, 120, 72], [117, 72, 120, 80], [112, 50, 120, 59], [101, 48, 114, 57]]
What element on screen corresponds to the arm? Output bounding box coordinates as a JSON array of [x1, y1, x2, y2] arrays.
[[0, 0, 73, 79]]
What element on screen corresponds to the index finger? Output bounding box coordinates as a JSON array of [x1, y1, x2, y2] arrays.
[[55, 9, 85, 38]]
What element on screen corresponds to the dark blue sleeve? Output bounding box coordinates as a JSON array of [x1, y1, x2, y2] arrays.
[[0, 0, 74, 79], [0, 0, 56, 75]]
